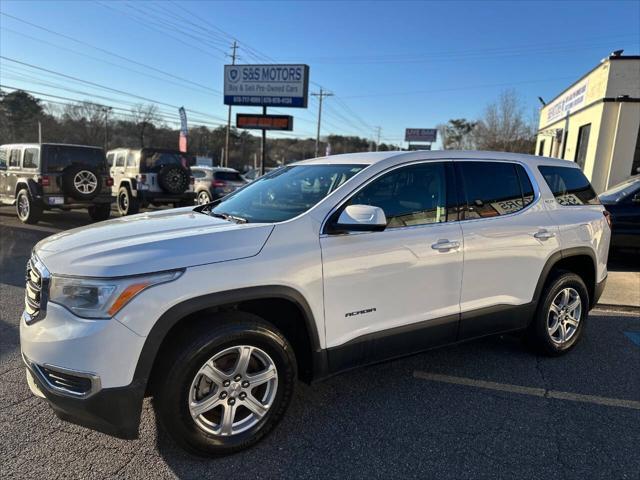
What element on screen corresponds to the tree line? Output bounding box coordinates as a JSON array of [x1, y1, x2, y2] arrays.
[[1, 88, 538, 172]]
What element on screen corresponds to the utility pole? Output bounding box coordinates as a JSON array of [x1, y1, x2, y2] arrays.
[[38, 121, 42, 143], [311, 88, 333, 158], [374, 126, 382, 151], [224, 41, 238, 168], [102, 106, 112, 151]]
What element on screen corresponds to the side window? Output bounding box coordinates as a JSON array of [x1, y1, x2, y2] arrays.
[[458, 161, 526, 218], [107, 153, 115, 166], [23, 148, 39, 169], [9, 149, 21, 168], [0, 149, 7, 168], [115, 153, 125, 167], [192, 170, 206, 178], [538, 165, 600, 206], [126, 153, 136, 167], [349, 162, 451, 228]]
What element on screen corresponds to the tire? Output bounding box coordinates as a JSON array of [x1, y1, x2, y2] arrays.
[[154, 312, 297, 456], [62, 165, 102, 201], [158, 164, 190, 194], [16, 189, 42, 224], [196, 190, 212, 205], [526, 271, 589, 356], [88, 203, 111, 222], [116, 186, 139, 216]]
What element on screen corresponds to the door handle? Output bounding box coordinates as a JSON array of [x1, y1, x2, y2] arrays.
[[533, 230, 555, 240], [431, 239, 460, 251]]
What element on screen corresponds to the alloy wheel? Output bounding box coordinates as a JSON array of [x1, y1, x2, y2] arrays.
[[17, 193, 29, 220], [188, 345, 278, 436], [547, 287, 582, 345], [73, 170, 98, 194], [197, 191, 211, 205]]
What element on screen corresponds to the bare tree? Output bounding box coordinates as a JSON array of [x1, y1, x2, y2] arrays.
[[437, 118, 477, 150], [131, 103, 159, 147], [62, 101, 106, 146], [474, 89, 536, 153]]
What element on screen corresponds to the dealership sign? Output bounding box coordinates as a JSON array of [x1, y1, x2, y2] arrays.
[[237, 114, 293, 131], [405, 128, 437, 142], [224, 64, 310, 108], [545, 80, 589, 125]]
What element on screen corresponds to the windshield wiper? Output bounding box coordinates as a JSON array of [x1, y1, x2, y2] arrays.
[[210, 212, 248, 223]]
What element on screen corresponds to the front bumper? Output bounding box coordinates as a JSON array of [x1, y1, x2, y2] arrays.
[[20, 301, 148, 438], [24, 357, 144, 439]]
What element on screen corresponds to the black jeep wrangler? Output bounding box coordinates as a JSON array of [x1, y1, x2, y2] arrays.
[[0, 143, 113, 224]]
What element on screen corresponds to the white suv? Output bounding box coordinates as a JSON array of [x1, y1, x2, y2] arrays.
[[20, 151, 610, 456]]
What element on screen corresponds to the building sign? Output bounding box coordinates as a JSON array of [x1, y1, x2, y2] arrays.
[[545, 80, 589, 125], [405, 128, 437, 142], [224, 64, 310, 108], [408, 144, 431, 151], [237, 114, 294, 131]]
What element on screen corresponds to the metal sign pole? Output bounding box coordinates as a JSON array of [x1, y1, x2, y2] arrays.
[[261, 106, 267, 176]]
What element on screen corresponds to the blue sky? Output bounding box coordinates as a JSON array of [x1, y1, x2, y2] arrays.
[[1, 0, 639, 146]]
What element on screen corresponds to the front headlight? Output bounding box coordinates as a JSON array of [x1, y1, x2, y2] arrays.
[[49, 270, 182, 319]]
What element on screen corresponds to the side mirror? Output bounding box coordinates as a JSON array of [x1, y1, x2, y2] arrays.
[[331, 204, 387, 233], [632, 193, 640, 204]]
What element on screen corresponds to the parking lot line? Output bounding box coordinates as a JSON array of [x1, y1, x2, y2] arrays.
[[413, 371, 640, 410]]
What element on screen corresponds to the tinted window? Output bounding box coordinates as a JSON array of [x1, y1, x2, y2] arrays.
[[9, 149, 21, 167], [215, 171, 244, 182], [140, 151, 192, 173], [192, 169, 207, 178], [126, 152, 136, 167], [42, 145, 106, 173], [538, 165, 600, 206], [115, 153, 125, 167], [458, 162, 526, 218], [212, 164, 364, 223], [23, 148, 39, 168], [350, 162, 452, 227], [106, 153, 115, 166]]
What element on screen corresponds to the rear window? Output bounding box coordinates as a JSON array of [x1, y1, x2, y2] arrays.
[[458, 161, 533, 218], [214, 171, 244, 182], [538, 166, 600, 206], [140, 150, 192, 173], [42, 145, 106, 173]]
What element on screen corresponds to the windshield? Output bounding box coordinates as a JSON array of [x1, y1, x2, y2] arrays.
[[211, 164, 365, 223], [599, 176, 640, 203], [42, 145, 106, 173]]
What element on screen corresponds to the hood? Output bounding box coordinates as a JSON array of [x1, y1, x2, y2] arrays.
[[35, 208, 274, 277]]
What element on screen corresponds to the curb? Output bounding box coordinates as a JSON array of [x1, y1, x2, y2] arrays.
[[594, 303, 640, 314]]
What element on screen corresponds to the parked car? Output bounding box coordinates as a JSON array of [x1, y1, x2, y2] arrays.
[[107, 148, 196, 215], [21, 151, 610, 456], [599, 174, 640, 252], [192, 166, 248, 205], [0, 143, 113, 224]]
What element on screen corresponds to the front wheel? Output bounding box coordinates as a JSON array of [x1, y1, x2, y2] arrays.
[[154, 312, 296, 456], [526, 272, 589, 356], [16, 189, 42, 224]]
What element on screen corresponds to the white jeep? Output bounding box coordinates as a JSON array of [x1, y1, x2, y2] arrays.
[[20, 151, 610, 455]]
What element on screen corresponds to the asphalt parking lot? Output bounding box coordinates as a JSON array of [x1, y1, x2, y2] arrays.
[[1, 206, 639, 479]]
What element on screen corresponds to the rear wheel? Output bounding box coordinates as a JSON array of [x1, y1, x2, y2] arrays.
[[16, 189, 42, 224], [88, 203, 111, 222], [197, 190, 212, 205], [117, 186, 139, 216], [526, 272, 589, 356], [154, 312, 296, 456]]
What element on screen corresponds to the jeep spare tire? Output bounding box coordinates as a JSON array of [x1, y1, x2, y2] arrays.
[[158, 164, 190, 194], [62, 165, 102, 200]]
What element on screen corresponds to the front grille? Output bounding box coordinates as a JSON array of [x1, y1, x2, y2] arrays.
[[38, 366, 93, 395], [23, 256, 50, 324]]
